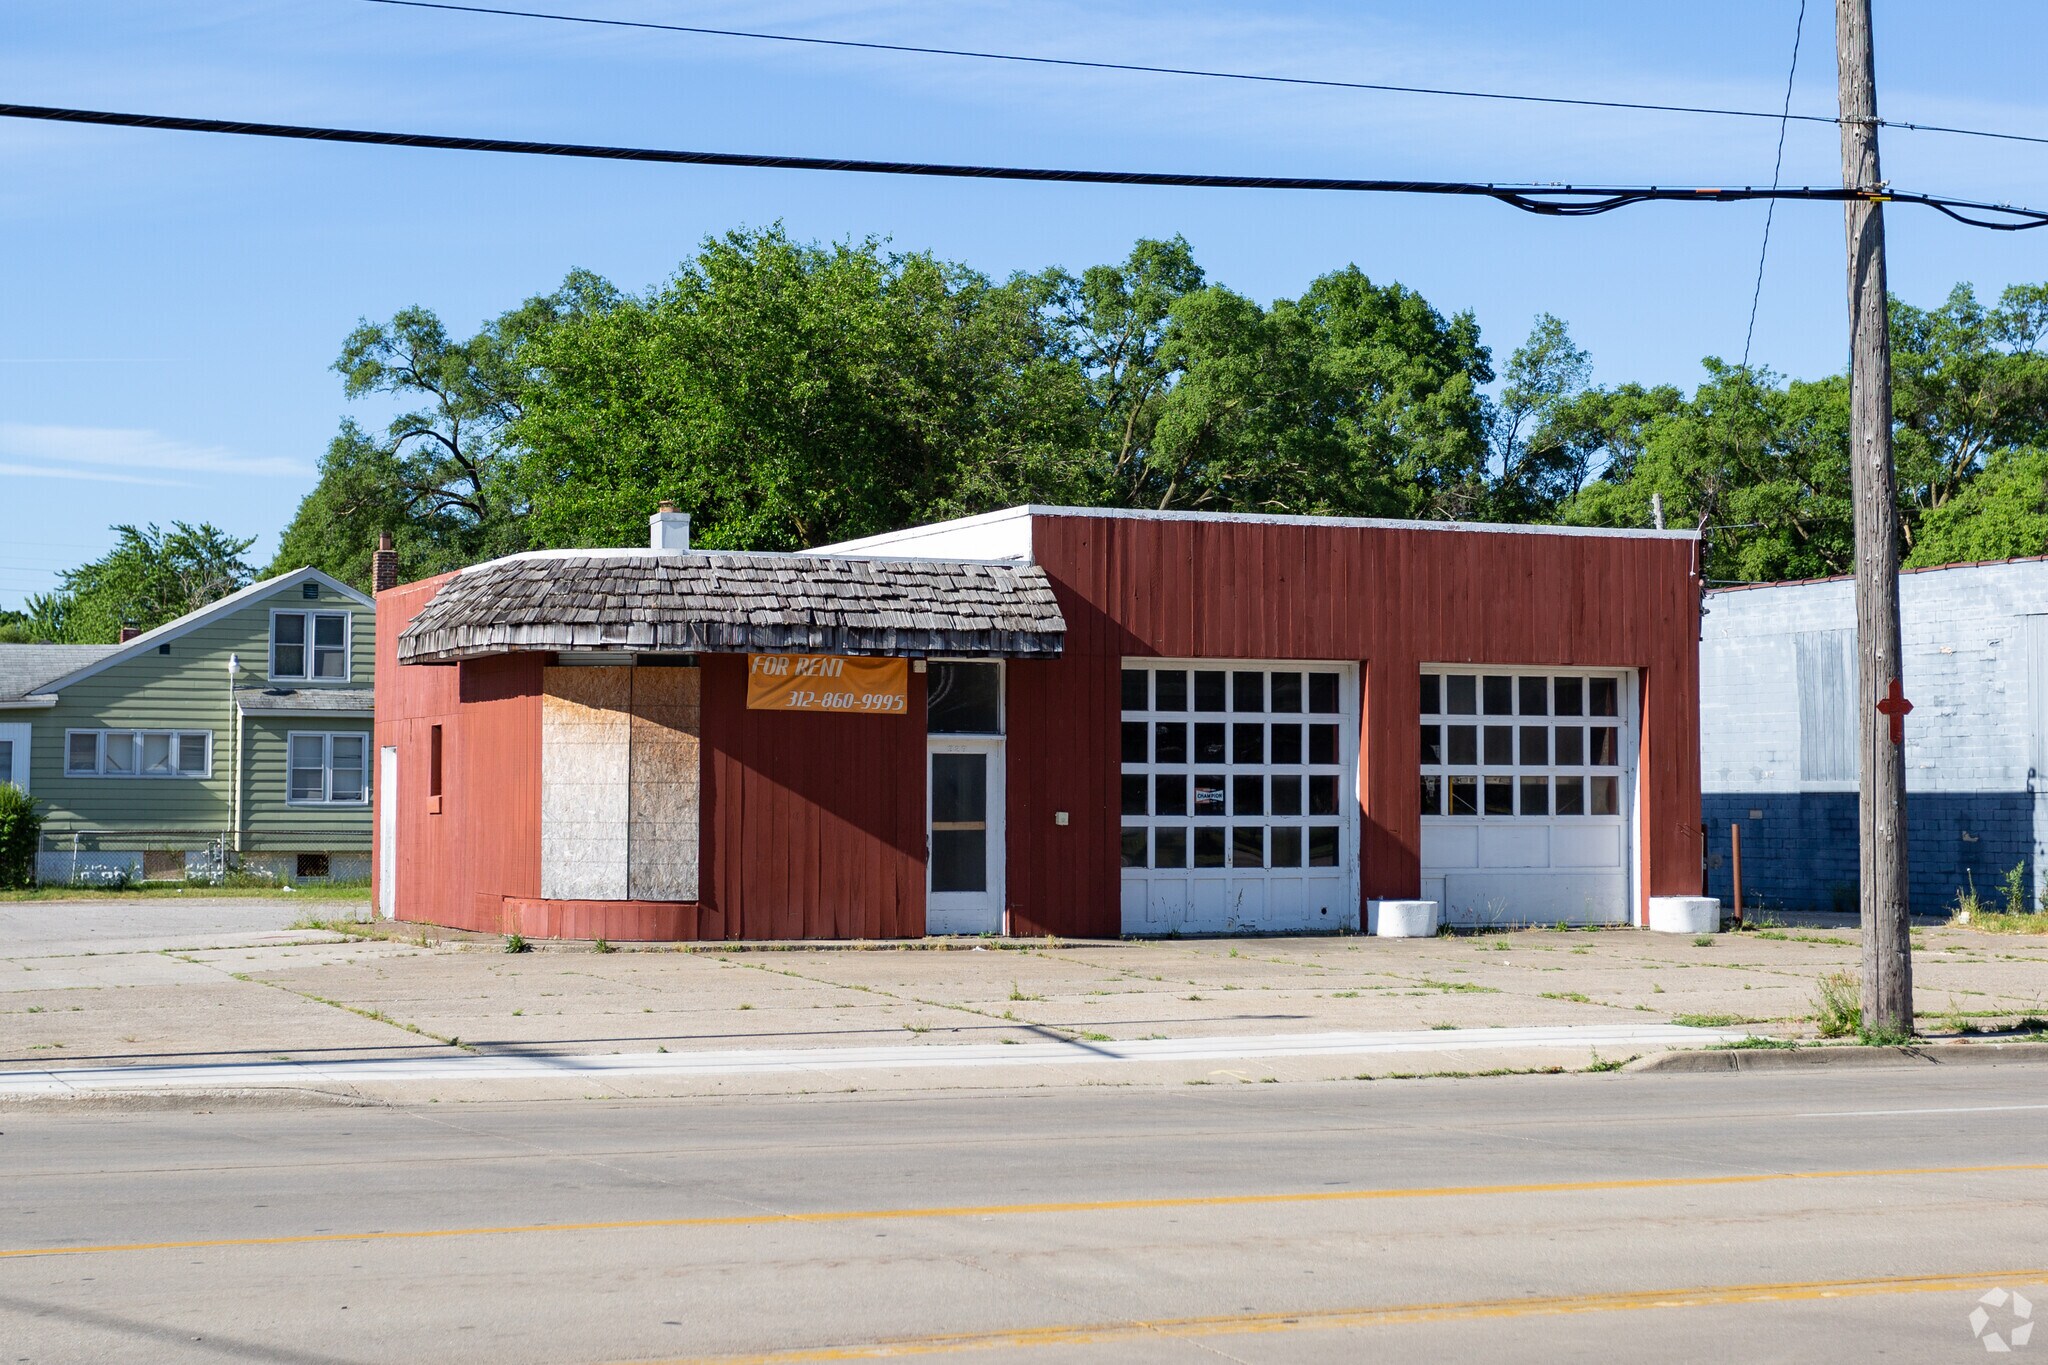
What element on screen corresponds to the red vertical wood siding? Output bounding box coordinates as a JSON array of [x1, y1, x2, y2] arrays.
[[1011, 513, 1702, 935], [373, 575, 464, 928]]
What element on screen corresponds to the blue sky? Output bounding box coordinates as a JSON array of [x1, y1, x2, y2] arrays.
[[3, 1, 2045, 609]]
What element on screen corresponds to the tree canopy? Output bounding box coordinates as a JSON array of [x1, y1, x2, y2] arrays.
[[18, 522, 255, 644]]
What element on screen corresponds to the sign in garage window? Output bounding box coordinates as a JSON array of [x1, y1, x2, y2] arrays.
[[1419, 672, 1625, 818], [1119, 665, 1345, 870]]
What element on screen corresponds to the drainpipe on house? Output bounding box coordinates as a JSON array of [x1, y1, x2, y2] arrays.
[[227, 653, 242, 865]]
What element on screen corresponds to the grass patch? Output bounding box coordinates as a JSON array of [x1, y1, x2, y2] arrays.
[[591, 938, 616, 954], [1541, 991, 1593, 1004], [1709, 1035, 1800, 1050], [1954, 911, 2048, 935], [1672, 1012, 1744, 1028], [289, 915, 380, 938], [1813, 970, 1860, 1038], [1420, 978, 1501, 994], [1691, 935, 1716, 948], [503, 933, 532, 954]]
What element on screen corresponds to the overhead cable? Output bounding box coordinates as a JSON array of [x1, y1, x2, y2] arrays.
[[1742, 0, 1808, 369], [4, 102, 2046, 229]]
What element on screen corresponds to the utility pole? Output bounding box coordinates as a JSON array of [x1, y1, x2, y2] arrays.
[[1836, 0, 1913, 1035]]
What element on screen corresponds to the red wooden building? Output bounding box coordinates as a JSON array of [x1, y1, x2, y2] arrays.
[[373, 505, 1703, 940]]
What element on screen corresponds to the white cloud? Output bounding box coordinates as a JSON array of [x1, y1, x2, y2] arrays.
[[0, 423, 307, 480]]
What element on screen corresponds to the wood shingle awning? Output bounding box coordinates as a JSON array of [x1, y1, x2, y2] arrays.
[[395, 552, 1066, 664]]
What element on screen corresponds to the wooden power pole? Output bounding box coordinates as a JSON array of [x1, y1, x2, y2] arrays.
[[1836, 0, 1914, 1035]]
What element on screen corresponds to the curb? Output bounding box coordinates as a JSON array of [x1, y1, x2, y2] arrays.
[[0, 1087, 379, 1113], [1629, 1040, 2048, 1073]]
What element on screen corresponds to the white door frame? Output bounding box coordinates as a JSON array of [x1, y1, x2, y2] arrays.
[[0, 722, 29, 791], [377, 744, 398, 919], [926, 737, 1005, 935]]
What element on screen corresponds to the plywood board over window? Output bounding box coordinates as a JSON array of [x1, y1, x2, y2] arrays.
[[540, 665, 702, 903]]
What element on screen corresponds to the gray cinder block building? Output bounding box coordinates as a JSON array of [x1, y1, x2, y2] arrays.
[[1700, 558, 2048, 914]]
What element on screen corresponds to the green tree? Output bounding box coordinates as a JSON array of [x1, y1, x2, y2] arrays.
[[27, 522, 256, 643], [1906, 446, 2048, 566]]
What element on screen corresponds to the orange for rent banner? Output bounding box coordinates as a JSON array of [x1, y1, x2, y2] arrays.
[[745, 654, 909, 715]]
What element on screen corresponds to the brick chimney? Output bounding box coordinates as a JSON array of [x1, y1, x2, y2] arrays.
[[371, 532, 400, 593], [118, 623, 143, 643], [649, 500, 691, 551]]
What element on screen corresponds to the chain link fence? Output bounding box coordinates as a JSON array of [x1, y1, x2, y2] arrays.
[[35, 829, 373, 889]]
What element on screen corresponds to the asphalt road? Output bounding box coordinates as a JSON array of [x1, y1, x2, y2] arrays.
[[4, 1066, 2047, 1364]]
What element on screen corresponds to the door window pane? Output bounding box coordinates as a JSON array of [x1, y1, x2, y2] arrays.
[[1518, 677, 1548, 715], [1155, 828, 1188, 868], [929, 662, 1003, 733], [1121, 774, 1148, 816], [1519, 726, 1549, 765], [1121, 829, 1149, 868], [1449, 777, 1478, 815], [1270, 724, 1303, 764], [1482, 676, 1513, 715], [1590, 678, 1619, 717], [1155, 773, 1188, 816], [1193, 827, 1226, 867], [1121, 669, 1149, 711], [1483, 725, 1513, 766], [932, 831, 988, 891], [1155, 670, 1188, 711], [1232, 723, 1263, 764], [1271, 827, 1302, 867], [1308, 724, 1338, 765], [1519, 777, 1550, 816], [1420, 774, 1443, 815], [1484, 775, 1514, 815], [1308, 827, 1339, 867], [1446, 675, 1477, 714], [1194, 671, 1227, 712], [1194, 776, 1226, 815], [1154, 722, 1188, 764], [1555, 726, 1583, 765], [1232, 672, 1265, 712], [1232, 827, 1265, 868], [1590, 775, 1620, 815], [1555, 776, 1586, 815], [1308, 672, 1340, 713], [1195, 723, 1226, 763], [1271, 673, 1303, 713], [931, 753, 987, 824], [1447, 726, 1477, 766], [1420, 674, 1441, 715], [1232, 774, 1264, 816], [1121, 722, 1149, 764], [1554, 677, 1583, 716], [1270, 775, 1302, 815], [1308, 774, 1339, 815]]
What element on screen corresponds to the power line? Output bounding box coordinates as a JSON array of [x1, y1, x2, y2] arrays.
[[4, 101, 2046, 229], [355, 0, 1838, 129], [352, 0, 2048, 150], [1743, 0, 1808, 369]]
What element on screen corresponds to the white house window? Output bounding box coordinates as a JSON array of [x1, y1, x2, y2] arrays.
[[64, 730, 211, 778], [272, 610, 350, 681], [289, 732, 368, 804]]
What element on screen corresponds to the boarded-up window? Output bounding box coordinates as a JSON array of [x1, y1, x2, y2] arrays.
[[1796, 628, 1856, 784], [540, 666, 702, 902]]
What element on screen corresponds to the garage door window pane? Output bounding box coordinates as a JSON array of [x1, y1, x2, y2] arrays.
[[1233, 672, 1265, 712], [1420, 674, 1440, 715], [1483, 676, 1513, 715], [1484, 775, 1514, 815], [1483, 725, 1513, 765], [1194, 827, 1226, 867], [1271, 827, 1302, 867], [1233, 724, 1263, 763], [1271, 673, 1303, 713], [1590, 775, 1619, 815], [1519, 777, 1549, 816], [1308, 827, 1339, 867], [1271, 775, 1302, 815], [1309, 774, 1338, 815], [1309, 724, 1338, 765], [1308, 673, 1340, 714], [1232, 827, 1264, 868], [1155, 773, 1188, 816], [1420, 724, 1441, 765], [1155, 828, 1187, 868], [1121, 775, 1148, 815], [1447, 725, 1477, 765], [1121, 829, 1149, 868], [1555, 727, 1583, 765], [1194, 776, 1225, 815], [1155, 670, 1188, 711], [1520, 726, 1548, 765], [1590, 726, 1619, 766], [1155, 722, 1188, 763], [1590, 678, 1619, 717], [1194, 671, 1227, 712], [1555, 677, 1583, 716], [1518, 677, 1548, 715], [1121, 669, 1149, 710], [1121, 722, 1148, 764], [1271, 724, 1303, 764], [1556, 777, 1586, 815], [1446, 675, 1477, 714], [1450, 777, 1478, 814], [1233, 775, 1264, 815], [1420, 774, 1442, 815], [1195, 723, 1226, 763]]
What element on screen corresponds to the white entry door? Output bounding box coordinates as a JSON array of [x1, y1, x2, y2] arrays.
[[1118, 661, 1359, 935], [377, 744, 398, 919], [927, 740, 1004, 935], [1419, 669, 1636, 926]]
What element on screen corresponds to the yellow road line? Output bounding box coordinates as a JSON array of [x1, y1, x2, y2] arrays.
[[644, 1269, 2048, 1362], [5, 1161, 2045, 1261]]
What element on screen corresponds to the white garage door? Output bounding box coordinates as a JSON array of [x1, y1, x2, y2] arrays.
[[1119, 661, 1357, 934], [1419, 669, 1635, 926]]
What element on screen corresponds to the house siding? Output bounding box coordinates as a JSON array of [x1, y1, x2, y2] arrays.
[[21, 579, 374, 849]]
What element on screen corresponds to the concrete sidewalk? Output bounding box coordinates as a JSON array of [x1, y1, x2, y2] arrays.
[[4, 900, 2044, 1101]]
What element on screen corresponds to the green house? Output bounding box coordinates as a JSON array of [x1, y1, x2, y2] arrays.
[[0, 567, 375, 885]]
